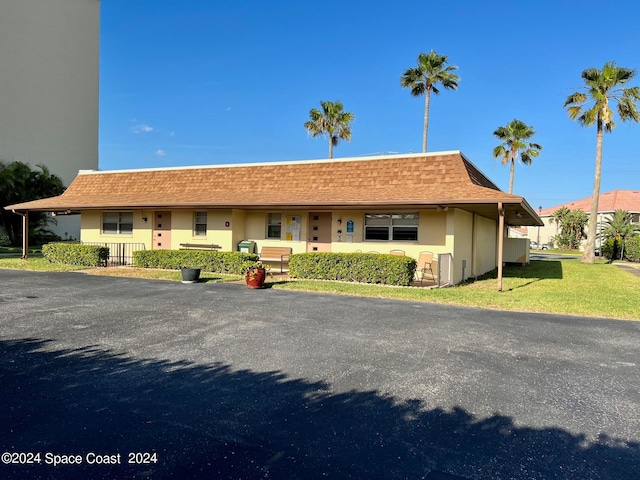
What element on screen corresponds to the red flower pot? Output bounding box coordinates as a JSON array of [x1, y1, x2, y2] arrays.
[[245, 267, 266, 289]]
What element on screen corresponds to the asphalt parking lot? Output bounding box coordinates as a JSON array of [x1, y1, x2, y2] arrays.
[[1, 270, 639, 479]]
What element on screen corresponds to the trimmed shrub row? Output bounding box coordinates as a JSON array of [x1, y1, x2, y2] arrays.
[[289, 252, 417, 286], [42, 243, 109, 267], [133, 250, 259, 275], [624, 236, 640, 263]]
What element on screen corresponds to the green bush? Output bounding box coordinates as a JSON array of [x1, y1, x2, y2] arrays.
[[289, 252, 417, 286], [0, 234, 10, 247], [42, 243, 109, 267], [133, 250, 259, 274], [601, 238, 620, 262], [624, 236, 640, 262]]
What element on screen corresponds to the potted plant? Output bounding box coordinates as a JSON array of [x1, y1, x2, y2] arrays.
[[245, 262, 268, 289], [181, 266, 201, 284]]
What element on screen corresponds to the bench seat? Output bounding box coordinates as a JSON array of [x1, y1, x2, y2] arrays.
[[258, 246, 292, 272]]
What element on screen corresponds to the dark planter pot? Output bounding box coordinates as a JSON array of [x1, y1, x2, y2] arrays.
[[245, 267, 266, 289], [181, 268, 201, 284]]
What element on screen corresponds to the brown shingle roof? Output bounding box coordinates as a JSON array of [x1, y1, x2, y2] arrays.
[[5, 151, 541, 225], [540, 190, 640, 215]]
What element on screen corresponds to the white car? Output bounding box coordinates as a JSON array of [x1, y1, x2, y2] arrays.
[[530, 241, 549, 250]]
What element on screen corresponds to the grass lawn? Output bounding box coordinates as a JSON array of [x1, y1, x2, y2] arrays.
[[273, 259, 640, 321], [0, 256, 86, 272], [85, 267, 243, 283]]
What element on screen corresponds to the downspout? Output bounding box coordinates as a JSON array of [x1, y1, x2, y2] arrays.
[[12, 210, 29, 260], [497, 203, 504, 292]]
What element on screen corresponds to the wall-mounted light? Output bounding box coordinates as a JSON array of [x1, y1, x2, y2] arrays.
[[337, 218, 342, 224], [142, 216, 148, 222]]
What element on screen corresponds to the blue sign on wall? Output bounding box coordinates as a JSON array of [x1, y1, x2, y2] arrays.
[[346, 220, 354, 233]]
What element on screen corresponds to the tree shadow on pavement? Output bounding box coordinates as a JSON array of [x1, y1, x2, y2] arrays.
[[1, 338, 638, 480]]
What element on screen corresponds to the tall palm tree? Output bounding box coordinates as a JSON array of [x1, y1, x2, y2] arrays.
[[492, 119, 542, 194], [564, 61, 640, 264], [304, 101, 354, 159], [401, 51, 459, 152]]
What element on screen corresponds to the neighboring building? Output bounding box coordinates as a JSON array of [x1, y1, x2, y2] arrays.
[[522, 190, 640, 246], [6, 152, 542, 285], [0, 0, 100, 239]]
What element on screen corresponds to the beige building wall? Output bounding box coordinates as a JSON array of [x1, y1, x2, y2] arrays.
[[80, 207, 501, 284], [81, 211, 151, 246], [474, 214, 497, 276], [0, 0, 100, 238], [451, 209, 473, 283]]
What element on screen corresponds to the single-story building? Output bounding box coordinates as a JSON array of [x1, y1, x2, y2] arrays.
[[6, 151, 542, 287]]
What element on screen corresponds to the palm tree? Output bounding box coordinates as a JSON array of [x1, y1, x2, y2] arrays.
[[601, 209, 640, 259], [401, 51, 460, 152], [304, 101, 354, 159], [492, 119, 542, 194], [549, 206, 570, 232], [564, 61, 640, 264]]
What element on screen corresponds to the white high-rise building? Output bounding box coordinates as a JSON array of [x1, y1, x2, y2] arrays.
[[0, 0, 100, 239]]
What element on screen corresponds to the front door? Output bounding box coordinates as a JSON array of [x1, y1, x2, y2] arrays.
[[307, 212, 332, 252], [152, 211, 172, 250]]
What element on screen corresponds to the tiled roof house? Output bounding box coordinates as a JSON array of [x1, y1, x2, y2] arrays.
[[524, 190, 640, 245], [6, 151, 542, 285]]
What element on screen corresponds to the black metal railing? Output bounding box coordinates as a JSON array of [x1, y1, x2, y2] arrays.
[[82, 242, 146, 266]]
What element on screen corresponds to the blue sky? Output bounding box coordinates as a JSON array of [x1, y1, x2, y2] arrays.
[[99, 0, 640, 211]]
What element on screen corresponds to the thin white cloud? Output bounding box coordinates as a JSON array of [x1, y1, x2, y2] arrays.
[[131, 124, 154, 134], [155, 149, 166, 157]]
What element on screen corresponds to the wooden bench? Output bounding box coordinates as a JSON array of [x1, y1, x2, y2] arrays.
[[259, 246, 292, 272], [179, 243, 221, 250]]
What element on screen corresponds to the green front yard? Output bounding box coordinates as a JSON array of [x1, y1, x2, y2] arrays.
[[274, 260, 640, 321]]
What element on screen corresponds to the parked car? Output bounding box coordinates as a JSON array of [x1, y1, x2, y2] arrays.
[[530, 240, 549, 250]]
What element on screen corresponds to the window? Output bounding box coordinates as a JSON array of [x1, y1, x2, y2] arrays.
[[102, 212, 133, 235], [267, 213, 282, 239], [194, 211, 207, 236], [364, 213, 418, 241]]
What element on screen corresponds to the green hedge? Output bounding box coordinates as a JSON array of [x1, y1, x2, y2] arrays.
[[133, 250, 259, 274], [42, 243, 109, 267], [624, 236, 640, 262], [289, 252, 417, 286]]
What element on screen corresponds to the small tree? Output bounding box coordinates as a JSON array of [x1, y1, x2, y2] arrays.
[[0, 160, 65, 245], [600, 209, 640, 259], [552, 209, 588, 250], [304, 101, 354, 159], [492, 119, 542, 194]]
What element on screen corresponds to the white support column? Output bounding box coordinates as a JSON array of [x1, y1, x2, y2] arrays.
[[22, 211, 29, 260], [497, 203, 504, 292]]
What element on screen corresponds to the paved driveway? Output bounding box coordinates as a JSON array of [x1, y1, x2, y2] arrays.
[[1, 270, 639, 479]]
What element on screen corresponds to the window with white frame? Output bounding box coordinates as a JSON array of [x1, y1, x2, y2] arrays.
[[364, 213, 418, 241], [102, 212, 133, 235], [194, 211, 207, 236], [267, 213, 282, 239]]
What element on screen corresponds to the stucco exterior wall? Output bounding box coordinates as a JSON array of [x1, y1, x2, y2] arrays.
[[169, 210, 234, 250], [81, 211, 151, 247], [451, 209, 473, 282], [79, 207, 500, 285], [474, 214, 497, 276]]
